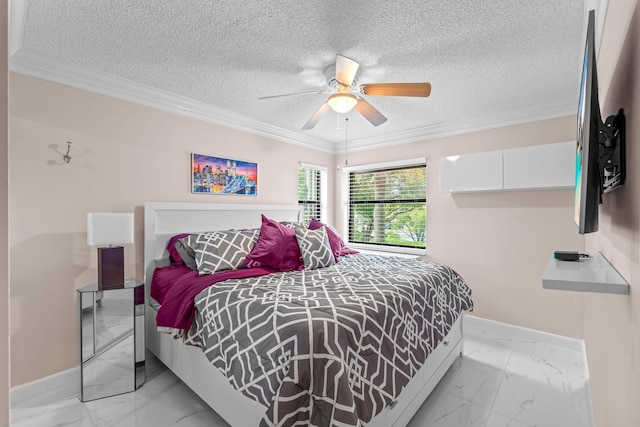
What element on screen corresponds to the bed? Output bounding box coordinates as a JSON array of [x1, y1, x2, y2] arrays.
[[144, 202, 473, 426]]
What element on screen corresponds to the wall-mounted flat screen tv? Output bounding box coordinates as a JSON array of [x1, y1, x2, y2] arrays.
[[574, 9, 625, 235]]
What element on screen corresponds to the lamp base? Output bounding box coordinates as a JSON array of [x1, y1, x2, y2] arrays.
[[98, 246, 125, 290]]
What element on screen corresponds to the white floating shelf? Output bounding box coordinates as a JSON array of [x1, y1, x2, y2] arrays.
[[542, 252, 629, 295]]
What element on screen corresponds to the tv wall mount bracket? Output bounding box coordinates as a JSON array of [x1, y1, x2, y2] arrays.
[[598, 108, 625, 194]]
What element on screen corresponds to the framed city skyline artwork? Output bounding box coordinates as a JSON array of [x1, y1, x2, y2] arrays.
[[191, 153, 258, 196]]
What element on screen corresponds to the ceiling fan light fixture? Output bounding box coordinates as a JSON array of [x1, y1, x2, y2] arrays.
[[327, 93, 358, 113]]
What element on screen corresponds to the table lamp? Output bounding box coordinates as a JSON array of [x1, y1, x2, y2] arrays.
[[87, 213, 134, 290]]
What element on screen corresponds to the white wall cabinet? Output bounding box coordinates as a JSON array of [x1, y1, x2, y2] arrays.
[[440, 141, 575, 193], [503, 141, 575, 190], [440, 151, 503, 192]]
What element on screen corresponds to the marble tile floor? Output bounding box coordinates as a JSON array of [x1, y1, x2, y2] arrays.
[[10, 316, 594, 427]]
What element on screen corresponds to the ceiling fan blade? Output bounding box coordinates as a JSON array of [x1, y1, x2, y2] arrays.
[[361, 83, 432, 97], [259, 90, 327, 100], [335, 55, 360, 87], [354, 98, 387, 126], [302, 102, 331, 130]]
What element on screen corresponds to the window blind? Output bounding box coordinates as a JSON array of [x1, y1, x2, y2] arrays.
[[298, 166, 323, 223], [348, 164, 426, 249]]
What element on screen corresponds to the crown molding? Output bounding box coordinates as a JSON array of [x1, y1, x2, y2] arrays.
[[9, 47, 577, 155], [9, 48, 336, 153], [336, 101, 577, 153]]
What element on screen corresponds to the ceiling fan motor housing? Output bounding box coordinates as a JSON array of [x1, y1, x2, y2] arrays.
[[325, 64, 358, 92]]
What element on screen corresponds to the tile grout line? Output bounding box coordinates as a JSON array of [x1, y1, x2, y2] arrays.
[[580, 340, 597, 427], [482, 350, 512, 427]]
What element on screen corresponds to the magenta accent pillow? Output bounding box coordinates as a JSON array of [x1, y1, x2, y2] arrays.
[[245, 215, 302, 272], [308, 218, 345, 258], [166, 233, 190, 265]]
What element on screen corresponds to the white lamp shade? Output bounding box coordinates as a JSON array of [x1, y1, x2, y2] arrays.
[[87, 213, 135, 246]]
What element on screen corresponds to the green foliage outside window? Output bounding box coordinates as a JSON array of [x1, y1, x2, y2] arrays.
[[349, 166, 426, 249]]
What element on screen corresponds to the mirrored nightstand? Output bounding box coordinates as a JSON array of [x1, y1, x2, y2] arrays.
[[78, 278, 145, 402]]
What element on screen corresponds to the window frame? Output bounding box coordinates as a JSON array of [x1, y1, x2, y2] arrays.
[[342, 157, 427, 255], [298, 162, 327, 224]]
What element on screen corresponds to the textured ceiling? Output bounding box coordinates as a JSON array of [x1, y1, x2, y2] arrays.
[[11, 0, 602, 151]]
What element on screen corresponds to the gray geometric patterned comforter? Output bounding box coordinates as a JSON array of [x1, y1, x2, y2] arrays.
[[187, 253, 473, 427]]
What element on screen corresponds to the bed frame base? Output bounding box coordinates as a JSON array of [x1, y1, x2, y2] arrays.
[[368, 315, 463, 426], [146, 306, 266, 425]]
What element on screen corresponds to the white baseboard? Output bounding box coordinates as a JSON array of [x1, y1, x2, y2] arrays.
[[464, 314, 585, 352], [11, 366, 78, 408]]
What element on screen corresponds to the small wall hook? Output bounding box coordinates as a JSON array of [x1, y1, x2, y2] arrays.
[[63, 141, 73, 164]]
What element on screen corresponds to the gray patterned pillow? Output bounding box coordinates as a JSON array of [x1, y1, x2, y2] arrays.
[[176, 237, 197, 270], [280, 221, 307, 231], [186, 229, 259, 275], [295, 227, 335, 270]]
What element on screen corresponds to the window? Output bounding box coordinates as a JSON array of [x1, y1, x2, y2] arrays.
[[298, 163, 327, 224], [345, 159, 426, 251]]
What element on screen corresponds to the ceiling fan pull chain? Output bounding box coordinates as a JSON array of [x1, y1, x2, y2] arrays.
[[345, 117, 349, 166]]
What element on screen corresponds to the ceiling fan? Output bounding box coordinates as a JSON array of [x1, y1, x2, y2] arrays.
[[259, 55, 432, 130]]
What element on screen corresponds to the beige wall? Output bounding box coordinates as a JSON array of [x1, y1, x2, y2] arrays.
[[334, 118, 586, 338], [7, 77, 589, 388], [8, 73, 334, 386], [9, 69, 588, 388], [1, 0, 9, 425], [583, 0, 640, 426]]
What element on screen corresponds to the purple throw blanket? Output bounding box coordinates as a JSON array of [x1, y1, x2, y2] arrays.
[[153, 265, 276, 330]]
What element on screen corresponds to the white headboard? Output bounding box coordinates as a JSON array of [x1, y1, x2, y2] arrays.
[[144, 202, 302, 303]]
